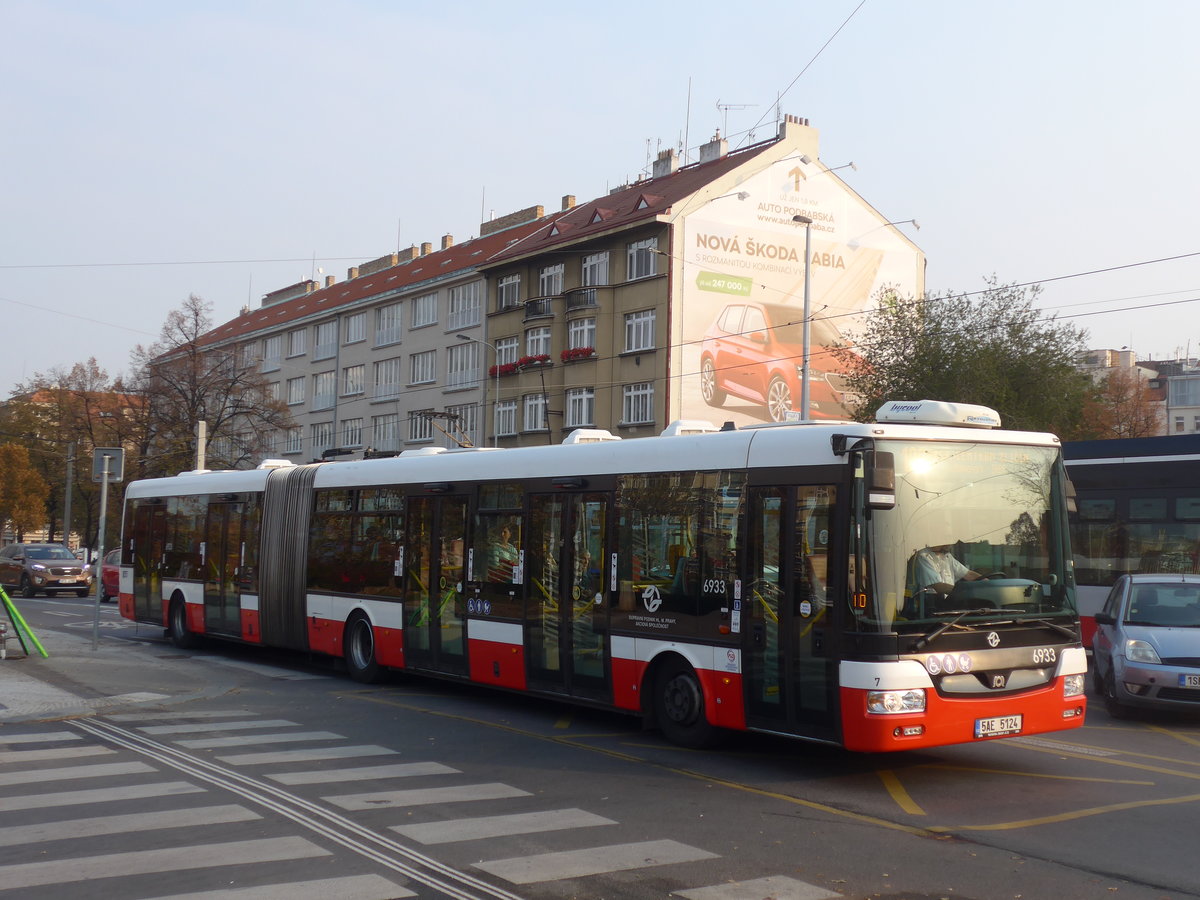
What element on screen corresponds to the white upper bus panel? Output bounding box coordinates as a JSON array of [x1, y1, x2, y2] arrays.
[[875, 399, 1002, 429]]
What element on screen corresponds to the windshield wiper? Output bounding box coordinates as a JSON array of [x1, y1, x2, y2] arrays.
[[914, 608, 997, 651], [1022, 617, 1077, 640]]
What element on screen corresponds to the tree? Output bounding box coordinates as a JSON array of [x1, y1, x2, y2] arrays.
[[1079, 366, 1163, 439], [0, 443, 50, 540], [127, 294, 293, 478], [833, 281, 1096, 438]]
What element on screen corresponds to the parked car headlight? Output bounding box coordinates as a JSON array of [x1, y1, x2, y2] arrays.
[[1125, 639, 1161, 665]]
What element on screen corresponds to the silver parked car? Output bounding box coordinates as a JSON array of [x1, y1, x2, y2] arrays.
[[1092, 573, 1200, 717], [0, 543, 94, 598]]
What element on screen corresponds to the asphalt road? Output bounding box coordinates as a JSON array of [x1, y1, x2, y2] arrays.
[[1, 594, 1197, 900]]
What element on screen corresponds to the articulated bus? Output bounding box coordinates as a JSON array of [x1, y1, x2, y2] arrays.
[[118, 400, 1086, 752], [1064, 434, 1200, 646]]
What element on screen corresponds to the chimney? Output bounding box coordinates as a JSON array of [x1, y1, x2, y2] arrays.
[[699, 131, 727, 164], [652, 149, 679, 179], [441, 233, 454, 250], [325, 275, 335, 288], [561, 195, 576, 211], [421, 242, 432, 256], [347, 266, 359, 280]]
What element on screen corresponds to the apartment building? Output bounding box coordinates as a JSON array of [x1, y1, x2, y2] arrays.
[[190, 114, 924, 462]]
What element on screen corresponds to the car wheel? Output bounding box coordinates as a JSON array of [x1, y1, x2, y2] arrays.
[[700, 358, 726, 407], [766, 376, 793, 423], [1103, 672, 1131, 719], [1092, 659, 1105, 695], [100, 584, 111, 603], [20, 575, 36, 599], [75, 589, 89, 598], [344, 613, 382, 684], [654, 658, 719, 748], [168, 597, 200, 650]]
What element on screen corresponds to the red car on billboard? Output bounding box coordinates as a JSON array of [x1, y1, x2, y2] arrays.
[[699, 301, 855, 422]]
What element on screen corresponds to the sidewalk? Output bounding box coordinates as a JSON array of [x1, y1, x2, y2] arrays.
[[0, 616, 201, 723]]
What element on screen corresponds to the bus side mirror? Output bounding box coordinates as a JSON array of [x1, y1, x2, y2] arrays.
[[868, 451, 896, 509]]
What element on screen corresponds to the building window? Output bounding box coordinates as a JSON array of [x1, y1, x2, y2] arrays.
[[448, 281, 482, 331], [498, 274, 520, 310], [539, 263, 564, 297], [314, 321, 337, 360], [284, 427, 303, 454], [266, 382, 281, 403], [410, 350, 436, 385], [446, 342, 479, 390], [372, 413, 400, 452], [526, 326, 551, 358], [374, 357, 403, 400], [313, 371, 336, 410], [524, 394, 548, 432], [582, 251, 609, 287], [411, 292, 438, 328], [341, 364, 365, 396], [622, 382, 654, 424], [568, 317, 596, 351], [447, 403, 479, 447], [262, 335, 282, 372], [566, 388, 595, 428], [496, 336, 519, 366], [342, 312, 366, 345], [495, 400, 517, 436], [261, 430, 278, 455], [1177, 417, 1186, 434], [286, 377, 305, 406], [239, 342, 257, 369], [287, 328, 307, 358], [341, 417, 363, 448], [408, 411, 434, 443], [376, 303, 402, 346], [627, 237, 658, 280], [311, 422, 335, 455], [624, 309, 656, 352]]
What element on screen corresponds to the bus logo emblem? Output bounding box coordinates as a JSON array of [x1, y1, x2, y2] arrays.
[[642, 586, 663, 613], [992, 674, 1007, 689], [987, 632, 1000, 647]]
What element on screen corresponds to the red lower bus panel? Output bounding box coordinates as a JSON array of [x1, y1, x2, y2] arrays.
[[241, 609, 262, 643], [375, 626, 404, 668], [307, 617, 340, 657], [468, 638, 527, 690], [610, 656, 645, 711], [118, 592, 133, 620], [697, 669, 747, 730], [187, 602, 205, 635], [838, 682, 1087, 752]]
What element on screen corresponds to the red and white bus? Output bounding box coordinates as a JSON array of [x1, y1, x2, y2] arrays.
[[1065, 433, 1200, 647], [118, 399, 1086, 751]]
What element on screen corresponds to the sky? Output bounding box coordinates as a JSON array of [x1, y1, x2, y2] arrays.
[[4, 0, 1198, 394]]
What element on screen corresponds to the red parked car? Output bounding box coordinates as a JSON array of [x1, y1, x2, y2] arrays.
[[99, 548, 121, 603]]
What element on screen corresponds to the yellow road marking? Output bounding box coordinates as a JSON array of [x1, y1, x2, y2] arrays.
[[1146, 723, 1200, 748], [877, 769, 925, 816], [554, 715, 573, 730], [930, 791, 1200, 833], [920, 764, 1153, 786]]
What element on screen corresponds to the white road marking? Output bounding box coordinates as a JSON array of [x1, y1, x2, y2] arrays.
[[327, 782, 531, 810], [268, 761, 459, 785], [474, 838, 718, 884], [393, 807, 617, 845]]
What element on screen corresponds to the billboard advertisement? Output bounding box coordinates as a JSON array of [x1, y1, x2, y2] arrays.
[[676, 159, 924, 426]]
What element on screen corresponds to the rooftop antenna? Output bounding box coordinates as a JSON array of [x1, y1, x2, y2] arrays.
[[716, 100, 757, 139]]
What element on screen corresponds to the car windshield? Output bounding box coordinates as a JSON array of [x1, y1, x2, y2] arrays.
[[28, 547, 78, 560], [1125, 585, 1200, 627], [861, 440, 1075, 633]]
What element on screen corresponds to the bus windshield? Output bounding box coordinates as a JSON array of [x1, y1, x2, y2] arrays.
[[862, 440, 1074, 632]]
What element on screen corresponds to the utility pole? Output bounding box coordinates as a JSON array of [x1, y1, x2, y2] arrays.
[[62, 442, 75, 546]]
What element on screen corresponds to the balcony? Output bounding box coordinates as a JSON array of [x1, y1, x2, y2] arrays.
[[565, 287, 599, 311], [524, 297, 555, 321]]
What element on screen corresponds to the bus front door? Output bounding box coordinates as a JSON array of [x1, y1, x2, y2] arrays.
[[131, 503, 167, 623], [203, 501, 244, 636], [744, 485, 837, 740], [404, 495, 468, 676], [526, 493, 610, 701]]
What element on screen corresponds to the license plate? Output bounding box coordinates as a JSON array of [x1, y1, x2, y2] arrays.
[[59, 577, 77, 583], [1180, 674, 1200, 689], [975, 714, 1023, 738]]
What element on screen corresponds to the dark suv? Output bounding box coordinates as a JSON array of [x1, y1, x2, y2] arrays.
[[699, 301, 855, 422], [0, 543, 93, 598]]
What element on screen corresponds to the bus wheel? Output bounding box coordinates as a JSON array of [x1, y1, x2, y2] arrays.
[[344, 614, 382, 684], [655, 659, 718, 748], [168, 598, 199, 650]]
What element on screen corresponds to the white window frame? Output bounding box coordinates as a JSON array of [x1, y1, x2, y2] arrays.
[[538, 263, 564, 297], [447, 281, 482, 331], [343, 312, 366, 345], [411, 292, 438, 328], [372, 413, 400, 452], [565, 387, 595, 428], [582, 251, 609, 287], [446, 403, 479, 447], [410, 350, 436, 385], [284, 427, 303, 454], [523, 394, 548, 432], [497, 274, 521, 309], [526, 326, 551, 358], [496, 336, 519, 367], [624, 309, 656, 352], [446, 342, 479, 390], [568, 317, 596, 351], [287, 328, 307, 358], [408, 411, 434, 443], [495, 399, 517, 437], [314, 321, 337, 360], [286, 376, 305, 406], [313, 371, 336, 410], [341, 364, 365, 397], [262, 335, 282, 372], [627, 237, 658, 280], [374, 357, 403, 400], [341, 418, 363, 448], [622, 382, 654, 424], [311, 421, 335, 454], [375, 302, 403, 346]]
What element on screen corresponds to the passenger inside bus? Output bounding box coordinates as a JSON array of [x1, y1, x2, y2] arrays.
[[488, 524, 519, 582]]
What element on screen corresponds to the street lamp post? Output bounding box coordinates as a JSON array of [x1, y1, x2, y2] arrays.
[[792, 214, 814, 420], [457, 334, 499, 447]]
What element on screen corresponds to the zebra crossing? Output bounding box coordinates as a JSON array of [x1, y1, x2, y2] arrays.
[[0, 710, 843, 900]]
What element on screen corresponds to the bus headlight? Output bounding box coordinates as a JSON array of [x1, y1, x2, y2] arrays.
[[1063, 674, 1085, 697], [867, 689, 926, 714]]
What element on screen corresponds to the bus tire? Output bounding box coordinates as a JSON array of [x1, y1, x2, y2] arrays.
[[344, 613, 382, 684], [168, 597, 200, 650], [654, 658, 718, 749]]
